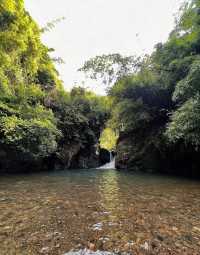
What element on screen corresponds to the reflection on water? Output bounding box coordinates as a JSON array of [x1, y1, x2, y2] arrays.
[[99, 170, 119, 212], [0, 169, 200, 254]]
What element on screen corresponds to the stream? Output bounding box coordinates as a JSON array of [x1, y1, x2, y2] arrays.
[[0, 169, 200, 254]]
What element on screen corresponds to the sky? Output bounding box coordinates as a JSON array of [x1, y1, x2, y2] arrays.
[[24, 0, 184, 94]]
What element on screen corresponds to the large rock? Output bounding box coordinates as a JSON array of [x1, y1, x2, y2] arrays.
[[115, 130, 200, 177], [0, 142, 100, 173], [70, 145, 100, 169], [99, 148, 110, 165], [55, 143, 100, 170], [115, 131, 162, 171], [0, 145, 50, 173], [55, 143, 81, 169]]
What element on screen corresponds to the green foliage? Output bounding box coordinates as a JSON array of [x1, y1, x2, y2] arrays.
[[166, 97, 200, 148], [0, 115, 60, 159], [80, 0, 200, 171], [0, 1, 110, 170], [41, 17, 65, 33], [5, 0, 200, 172], [36, 69, 56, 91], [100, 128, 118, 151], [0, 101, 18, 117], [0, 0, 63, 164], [108, 67, 171, 134], [0, 10, 16, 30], [79, 54, 141, 86], [54, 87, 110, 152], [173, 58, 200, 102]]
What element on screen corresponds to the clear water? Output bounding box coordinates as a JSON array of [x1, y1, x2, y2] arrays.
[[0, 169, 200, 255]]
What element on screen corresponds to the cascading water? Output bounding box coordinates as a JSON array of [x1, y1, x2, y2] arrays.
[[110, 151, 113, 162], [98, 151, 115, 169]]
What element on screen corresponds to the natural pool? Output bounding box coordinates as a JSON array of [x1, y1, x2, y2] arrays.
[[0, 169, 200, 255]]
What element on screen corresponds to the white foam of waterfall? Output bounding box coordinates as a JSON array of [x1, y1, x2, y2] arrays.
[[98, 151, 115, 169]]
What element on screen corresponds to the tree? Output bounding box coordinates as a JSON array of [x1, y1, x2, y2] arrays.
[[79, 53, 141, 88]]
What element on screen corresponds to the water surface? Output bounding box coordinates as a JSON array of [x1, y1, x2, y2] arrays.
[[0, 169, 200, 254]]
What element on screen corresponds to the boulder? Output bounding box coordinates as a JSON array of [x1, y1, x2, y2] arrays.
[[99, 148, 110, 165]]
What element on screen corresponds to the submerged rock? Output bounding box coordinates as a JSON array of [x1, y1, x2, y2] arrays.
[[91, 223, 103, 231], [40, 247, 50, 253], [140, 242, 150, 251], [64, 249, 117, 255]]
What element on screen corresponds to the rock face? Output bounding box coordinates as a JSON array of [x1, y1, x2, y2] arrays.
[[99, 148, 111, 165], [0, 142, 101, 173], [55, 143, 82, 169], [115, 131, 200, 177], [55, 143, 100, 170], [70, 145, 100, 169], [115, 131, 162, 171], [0, 146, 50, 173]]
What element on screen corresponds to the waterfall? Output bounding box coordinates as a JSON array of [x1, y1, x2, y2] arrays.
[[98, 151, 115, 169], [110, 151, 113, 162]]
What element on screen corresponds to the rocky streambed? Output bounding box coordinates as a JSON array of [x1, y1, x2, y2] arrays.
[[0, 169, 200, 254]]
